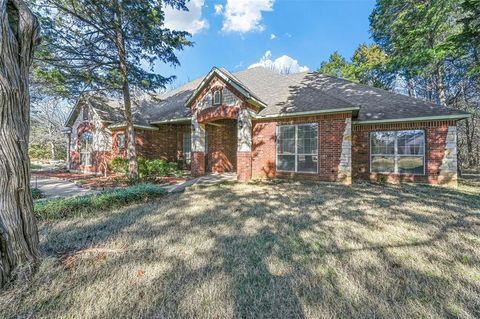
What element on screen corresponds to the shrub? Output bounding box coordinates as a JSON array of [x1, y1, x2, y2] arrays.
[[376, 174, 388, 183], [31, 188, 43, 199], [138, 158, 181, 180], [108, 157, 128, 174], [34, 183, 166, 220], [109, 156, 182, 180]]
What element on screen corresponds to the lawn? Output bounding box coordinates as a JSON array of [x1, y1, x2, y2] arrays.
[[1, 179, 479, 318]]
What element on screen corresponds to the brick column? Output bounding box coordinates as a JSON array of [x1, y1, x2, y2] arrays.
[[337, 117, 352, 185], [237, 108, 252, 181], [191, 115, 206, 177]]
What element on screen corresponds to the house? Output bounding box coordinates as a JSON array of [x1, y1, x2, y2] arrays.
[[65, 67, 470, 187]]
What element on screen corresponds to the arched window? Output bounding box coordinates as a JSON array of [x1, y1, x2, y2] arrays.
[[212, 89, 222, 105], [80, 131, 93, 166]]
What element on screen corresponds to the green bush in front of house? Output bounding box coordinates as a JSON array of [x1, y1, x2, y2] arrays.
[[108, 157, 129, 174], [108, 156, 182, 180], [34, 183, 166, 220], [31, 187, 43, 199]]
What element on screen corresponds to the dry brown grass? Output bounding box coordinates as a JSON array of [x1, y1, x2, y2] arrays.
[[1, 178, 479, 319]]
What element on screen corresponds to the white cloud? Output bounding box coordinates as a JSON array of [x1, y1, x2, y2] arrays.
[[270, 33, 277, 40], [214, 4, 223, 15], [222, 0, 274, 33], [248, 51, 309, 75], [164, 0, 208, 35]]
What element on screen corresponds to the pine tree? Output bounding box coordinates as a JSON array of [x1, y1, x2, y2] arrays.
[[33, 0, 193, 179]]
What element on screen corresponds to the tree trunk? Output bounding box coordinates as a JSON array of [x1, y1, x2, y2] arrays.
[[0, 0, 40, 287], [114, 3, 137, 180], [436, 64, 447, 106]]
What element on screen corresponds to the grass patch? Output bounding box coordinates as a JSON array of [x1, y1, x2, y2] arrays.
[[31, 187, 43, 200], [2, 180, 479, 318], [34, 183, 166, 220]]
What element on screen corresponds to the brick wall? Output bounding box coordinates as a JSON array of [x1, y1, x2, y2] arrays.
[[352, 120, 458, 186], [237, 151, 252, 181], [111, 124, 190, 168], [205, 120, 237, 173], [191, 152, 205, 176], [251, 113, 351, 181]]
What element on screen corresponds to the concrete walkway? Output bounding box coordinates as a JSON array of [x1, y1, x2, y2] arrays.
[[166, 173, 237, 193], [31, 176, 98, 199]]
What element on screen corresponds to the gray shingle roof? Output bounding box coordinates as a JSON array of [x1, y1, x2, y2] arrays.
[[76, 66, 469, 126]]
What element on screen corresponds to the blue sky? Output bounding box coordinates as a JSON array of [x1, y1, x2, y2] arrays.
[[159, 0, 376, 88]]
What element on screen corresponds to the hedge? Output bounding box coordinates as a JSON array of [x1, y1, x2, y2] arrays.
[[34, 183, 166, 220]]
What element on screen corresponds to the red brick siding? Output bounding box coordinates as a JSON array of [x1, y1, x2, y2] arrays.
[[237, 151, 252, 181], [352, 120, 457, 184], [197, 105, 239, 123], [111, 124, 190, 168], [205, 120, 237, 173], [191, 152, 205, 176], [251, 113, 350, 181], [70, 150, 111, 174]]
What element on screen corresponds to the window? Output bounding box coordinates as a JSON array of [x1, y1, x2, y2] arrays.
[[183, 132, 191, 164], [370, 130, 425, 175], [277, 123, 318, 173], [80, 131, 93, 166], [118, 133, 126, 149], [82, 105, 89, 121], [213, 90, 222, 105]]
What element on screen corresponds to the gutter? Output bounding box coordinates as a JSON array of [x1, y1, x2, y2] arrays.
[[353, 113, 471, 125], [253, 107, 360, 120], [150, 117, 192, 125], [108, 123, 159, 131]]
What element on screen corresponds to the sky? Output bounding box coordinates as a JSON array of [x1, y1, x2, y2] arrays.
[[159, 0, 376, 89]]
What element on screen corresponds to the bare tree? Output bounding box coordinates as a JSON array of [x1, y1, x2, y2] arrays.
[[30, 97, 69, 160], [0, 0, 40, 287]]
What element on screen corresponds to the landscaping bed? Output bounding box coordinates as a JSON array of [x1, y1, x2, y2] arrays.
[[32, 171, 190, 190]]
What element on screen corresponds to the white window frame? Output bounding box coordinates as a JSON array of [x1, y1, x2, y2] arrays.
[[369, 129, 426, 175], [212, 90, 222, 105], [118, 133, 126, 149], [183, 132, 191, 164], [80, 132, 93, 167], [276, 123, 319, 174]]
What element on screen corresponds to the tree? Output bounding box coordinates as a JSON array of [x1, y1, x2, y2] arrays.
[[30, 97, 69, 160], [33, 0, 192, 179], [370, 0, 463, 106], [319, 45, 392, 89], [0, 0, 40, 287], [350, 44, 392, 89], [319, 51, 351, 79]]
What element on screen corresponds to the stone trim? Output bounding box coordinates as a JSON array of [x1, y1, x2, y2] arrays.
[[338, 117, 352, 185]]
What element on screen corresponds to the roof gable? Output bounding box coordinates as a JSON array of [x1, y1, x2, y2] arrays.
[[185, 67, 267, 110]]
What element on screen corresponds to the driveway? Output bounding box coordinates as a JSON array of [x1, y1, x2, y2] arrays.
[[31, 176, 98, 199]]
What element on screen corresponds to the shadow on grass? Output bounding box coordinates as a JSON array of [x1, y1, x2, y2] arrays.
[[19, 179, 480, 318]]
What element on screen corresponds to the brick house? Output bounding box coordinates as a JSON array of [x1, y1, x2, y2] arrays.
[[65, 67, 470, 187]]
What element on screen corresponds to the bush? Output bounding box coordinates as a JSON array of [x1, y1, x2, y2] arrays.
[[108, 157, 128, 174], [34, 183, 166, 220], [31, 188, 43, 199], [138, 158, 181, 180], [108, 157, 182, 180], [376, 174, 388, 183]]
